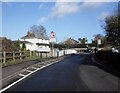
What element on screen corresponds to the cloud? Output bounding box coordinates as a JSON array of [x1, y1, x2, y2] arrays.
[[38, 0, 117, 23], [38, 1, 80, 23], [51, 1, 106, 18], [52, 2, 80, 18]]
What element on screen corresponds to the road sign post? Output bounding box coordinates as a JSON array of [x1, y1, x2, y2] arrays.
[[50, 31, 56, 57], [52, 43, 54, 57]]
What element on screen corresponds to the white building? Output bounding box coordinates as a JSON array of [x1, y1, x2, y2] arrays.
[[20, 32, 50, 53]]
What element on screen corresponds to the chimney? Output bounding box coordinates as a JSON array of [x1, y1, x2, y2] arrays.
[[28, 31, 30, 38]]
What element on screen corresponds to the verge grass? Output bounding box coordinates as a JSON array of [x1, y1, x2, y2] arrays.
[[1, 56, 42, 68]]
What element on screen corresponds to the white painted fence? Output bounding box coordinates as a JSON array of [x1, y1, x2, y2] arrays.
[[52, 49, 77, 57]]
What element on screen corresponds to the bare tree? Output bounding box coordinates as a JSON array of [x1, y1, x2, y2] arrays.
[[30, 25, 48, 39]]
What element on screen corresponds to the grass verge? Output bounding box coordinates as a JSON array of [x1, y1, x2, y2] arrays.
[[1, 56, 41, 68]]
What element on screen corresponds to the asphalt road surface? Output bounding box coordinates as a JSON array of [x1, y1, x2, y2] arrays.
[[6, 53, 120, 91]]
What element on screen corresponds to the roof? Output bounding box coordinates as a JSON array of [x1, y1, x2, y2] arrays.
[[21, 32, 36, 39], [62, 38, 79, 45], [12, 41, 33, 44], [36, 43, 49, 46], [21, 32, 49, 40], [20, 41, 33, 44]]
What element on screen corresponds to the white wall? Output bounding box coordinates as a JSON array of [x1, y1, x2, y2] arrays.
[[50, 49, 77, 57], [21, 38, 49, 44], [59, 49, 77, 56], [20, 38, 50, 52], [20, 43, 36, 51]]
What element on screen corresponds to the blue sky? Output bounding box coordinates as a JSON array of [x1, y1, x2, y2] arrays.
[[2, 1, 118, 43]]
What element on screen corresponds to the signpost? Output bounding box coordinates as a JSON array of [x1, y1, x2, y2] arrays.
[[50, 31, 56, 57], [50, 31, 56, 38]]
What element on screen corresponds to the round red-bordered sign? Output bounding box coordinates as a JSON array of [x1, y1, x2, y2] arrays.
[[50, 31, 56, 38]]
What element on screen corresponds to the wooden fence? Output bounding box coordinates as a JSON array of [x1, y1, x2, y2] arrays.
[[0, 51, 36, 63], [0, 49, 76, 64]]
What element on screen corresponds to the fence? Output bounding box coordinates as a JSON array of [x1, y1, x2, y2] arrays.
[[0, 49, 78, 64], [0, 51, 38, 64]]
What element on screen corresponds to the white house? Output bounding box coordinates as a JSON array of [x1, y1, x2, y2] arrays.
[[20, 32, 50, 53], [20, 32, 78, 57]]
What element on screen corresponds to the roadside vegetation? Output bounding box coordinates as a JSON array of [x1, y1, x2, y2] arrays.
[[0, 25, 49, 67], [0, 3, 119, 67], [1, 55, 40, 68], [95, 4, 120, 72]]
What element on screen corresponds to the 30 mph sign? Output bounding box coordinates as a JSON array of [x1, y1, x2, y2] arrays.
[[50, 31, 56, 38]]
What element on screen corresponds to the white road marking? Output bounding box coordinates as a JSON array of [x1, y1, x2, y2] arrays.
[[0, 69, 26, 82], [19, 74, 26, 77], [26, 70, 33, 73], [0, 58, 63, 92], [0, 72, 32, 93], [31, 67, 39, 70]]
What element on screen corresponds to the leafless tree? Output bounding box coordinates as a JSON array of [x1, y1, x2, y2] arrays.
[[30, 25, 48, 39]]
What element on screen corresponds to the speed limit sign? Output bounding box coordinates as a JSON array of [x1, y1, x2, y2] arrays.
[[50, 31, 56, 38]]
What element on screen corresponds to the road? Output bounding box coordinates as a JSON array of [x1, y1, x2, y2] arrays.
[[6, 53, 119, 91]]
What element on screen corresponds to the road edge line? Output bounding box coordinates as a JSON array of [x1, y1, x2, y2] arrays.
[[0, 59, 61, 92]]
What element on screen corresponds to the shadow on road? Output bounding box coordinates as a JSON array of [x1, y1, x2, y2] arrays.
[[81, 54, 120, 78]]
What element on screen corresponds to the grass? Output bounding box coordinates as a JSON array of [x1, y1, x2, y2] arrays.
[[1, 56, 44, 68], [1, 54, 64, 68]]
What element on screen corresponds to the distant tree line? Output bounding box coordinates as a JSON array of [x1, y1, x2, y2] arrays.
[[52, 43, 95, 50], [78, 38, 87, 44]]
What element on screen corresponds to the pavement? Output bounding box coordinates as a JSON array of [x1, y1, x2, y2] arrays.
[[4, 53, 120, 91], [2, 60, 39, 79]]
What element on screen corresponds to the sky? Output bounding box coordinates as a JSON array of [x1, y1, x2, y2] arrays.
[[1, 0, 118, 43]]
